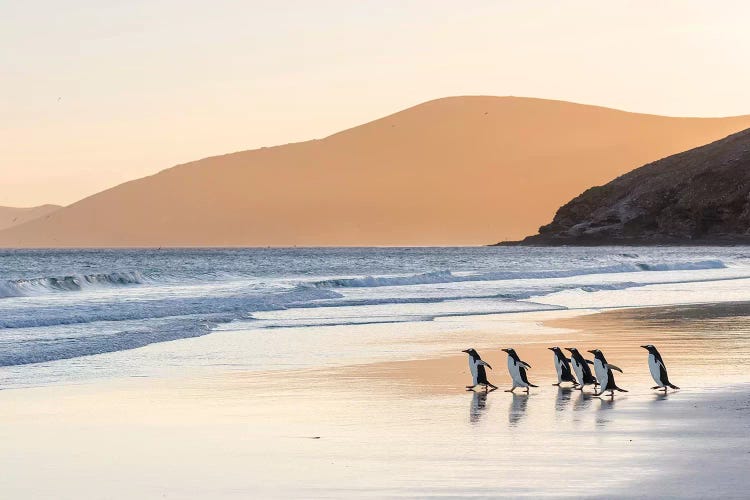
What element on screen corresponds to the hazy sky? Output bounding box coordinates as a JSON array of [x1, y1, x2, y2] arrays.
[[3, 0, 750, 207]]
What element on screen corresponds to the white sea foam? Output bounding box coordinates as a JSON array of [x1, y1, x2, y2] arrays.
[[0, 271, 149, 298], [311, 260, 727, 288], [0, 248, 744, 372]]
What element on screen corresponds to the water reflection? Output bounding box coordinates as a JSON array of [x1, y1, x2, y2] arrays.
[[595, 395, 617, 427], [469, 391, 489, 424], [652, 391, 672, 403], [508, 393, 529, 426], [573, 390, 594, 412], [555, 387, 573, 412]]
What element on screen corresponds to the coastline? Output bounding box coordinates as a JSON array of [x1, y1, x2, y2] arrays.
[[2, 302, 749, 497]]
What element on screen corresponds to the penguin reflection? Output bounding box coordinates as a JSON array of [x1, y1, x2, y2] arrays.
[[508, 393, 529, 426], [651, 391, 671, 403], [595, 394, 617, 427], [469, 390, 489, 424], [555, 386, 574, 412], [573, 390, 594, 412]]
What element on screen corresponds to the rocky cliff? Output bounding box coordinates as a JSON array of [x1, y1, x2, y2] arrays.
[[509, 128, 750, 245]]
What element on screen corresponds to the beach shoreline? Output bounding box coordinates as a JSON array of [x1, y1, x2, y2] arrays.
[[2, 302, 749, 498]]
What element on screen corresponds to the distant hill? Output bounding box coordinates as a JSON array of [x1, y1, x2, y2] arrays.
[[0, 205, 61, 232], [508, 128, 750, 245], [2, 96, 750, 247]]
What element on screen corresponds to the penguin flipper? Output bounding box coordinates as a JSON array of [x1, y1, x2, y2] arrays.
[[585, 359, 594, 365], [608, 364, 623, 373], [666, 382, 680, 390], [614, 386, 628, 392]]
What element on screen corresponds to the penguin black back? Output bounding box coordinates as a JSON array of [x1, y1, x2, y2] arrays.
[[549, 346, 577, 385], [565, 347, 597, 385]]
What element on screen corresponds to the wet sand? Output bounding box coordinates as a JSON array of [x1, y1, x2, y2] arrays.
[[1, 303, 749, 498], [346, 301, 750, 393]]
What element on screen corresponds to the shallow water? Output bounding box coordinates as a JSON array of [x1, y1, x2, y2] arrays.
[[3, 247, 750, 387], [2, 285, 750, 497], [2, 363, 747, 499]]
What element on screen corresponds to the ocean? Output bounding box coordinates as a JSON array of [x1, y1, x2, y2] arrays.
[[2, 246, 750, 388]]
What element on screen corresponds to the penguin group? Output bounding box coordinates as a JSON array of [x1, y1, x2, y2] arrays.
[[463, 345, 678, 397]]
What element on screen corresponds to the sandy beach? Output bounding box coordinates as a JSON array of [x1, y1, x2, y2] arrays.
[[2, 302, 749, 499]]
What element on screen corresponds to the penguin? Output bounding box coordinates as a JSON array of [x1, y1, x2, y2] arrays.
[[565, 347, 598, 390], [587, 349, 628, 397], [462, 348, 497, 391], [548, 346, 578, 386], [501, 348, 537, 393], [641, 345, 679, 392]]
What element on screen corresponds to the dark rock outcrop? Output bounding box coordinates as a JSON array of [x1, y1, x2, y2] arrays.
[[506, 128, 750, 245]]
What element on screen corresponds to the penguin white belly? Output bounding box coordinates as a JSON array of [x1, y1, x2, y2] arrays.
[[593, 359, 609, 391], [554, 356, 563, 381], [507, 357, 528, 387], [648, 354, 662, 386], [469, 358, 479, 385], [571, 358, 584, 384]]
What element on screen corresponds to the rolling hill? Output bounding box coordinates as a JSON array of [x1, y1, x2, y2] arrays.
[[2, 96, 750, 247], [0, 205, 61, 232]]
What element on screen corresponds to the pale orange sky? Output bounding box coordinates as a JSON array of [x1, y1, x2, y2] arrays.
[[3, 0, 750, 207]]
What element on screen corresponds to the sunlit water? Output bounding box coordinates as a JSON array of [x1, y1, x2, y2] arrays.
[[2, 248, 750, 498], [3, 247, 750, 387]]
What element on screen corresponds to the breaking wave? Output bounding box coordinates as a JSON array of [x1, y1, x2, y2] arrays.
[[0, 286, 341, 330], [311, 260, 727, 288], [0, 271, 148, 299]]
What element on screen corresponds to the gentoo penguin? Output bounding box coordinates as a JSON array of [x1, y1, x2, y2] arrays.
[[565, 347, 598, 390], [587, 349, 628, 397], [501, 348, 537, 393], [641, 345, 679, 392], [548, 346, 578, 386], [462, 348, 497, 391]]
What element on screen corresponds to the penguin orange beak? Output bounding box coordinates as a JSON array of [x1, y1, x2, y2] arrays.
[[501, 348, 509, 353], [640, 345, 648, 349], [547, 347, 555, 351], [461, 349, 470, 353], [587, 349, 596, 354], [564, 347, 573, 352]]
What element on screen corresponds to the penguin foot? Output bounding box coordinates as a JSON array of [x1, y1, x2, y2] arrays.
[[552, 383, 560, 386], [651, 386, 661, 390]]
